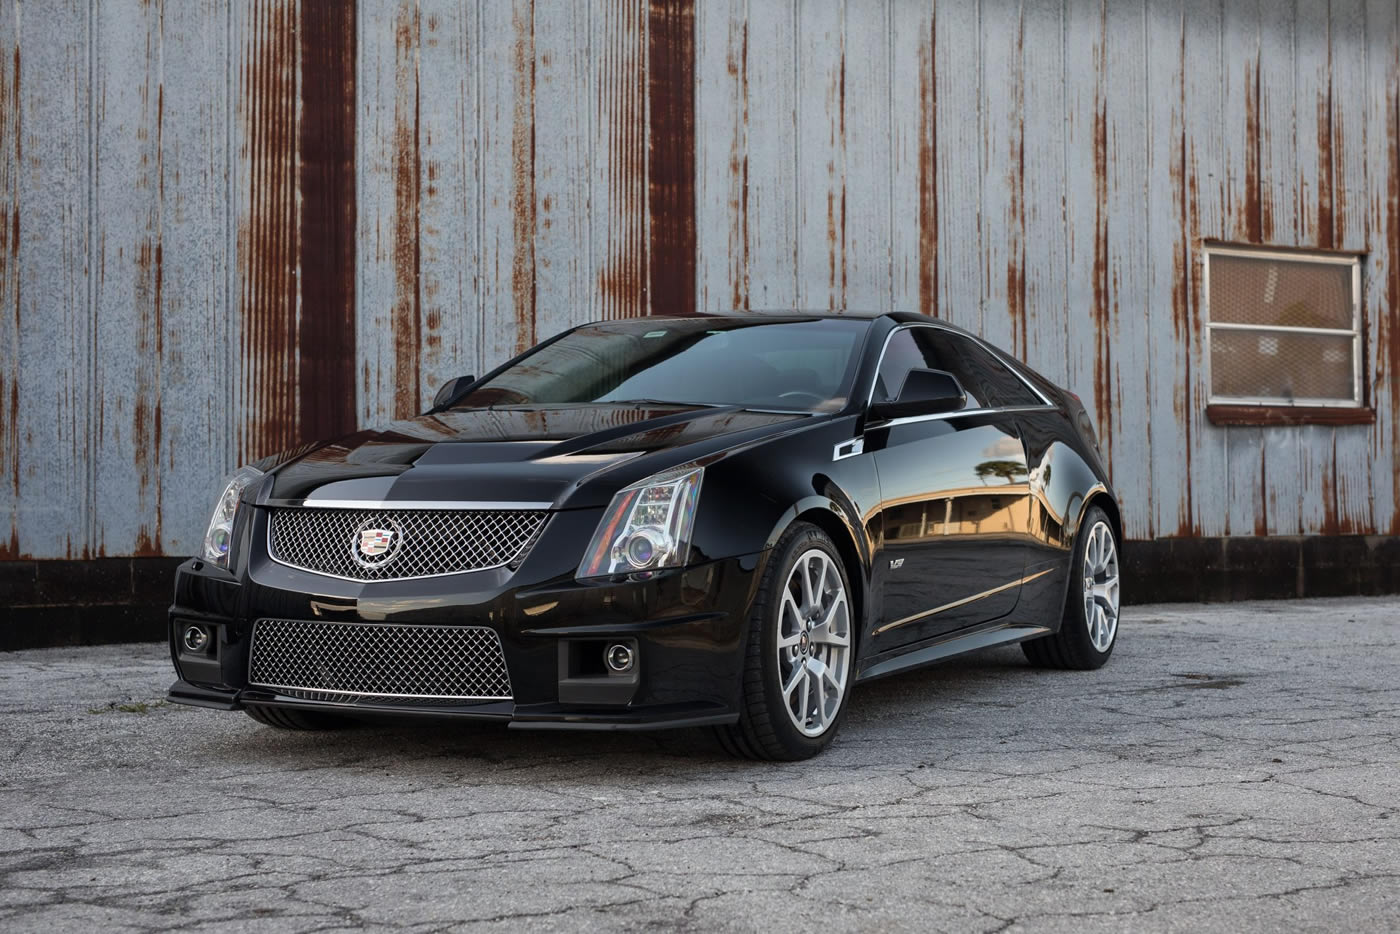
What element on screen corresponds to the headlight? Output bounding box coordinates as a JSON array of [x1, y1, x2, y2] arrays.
[[203, 466, 263, 568], [578, 464, 703, 578]]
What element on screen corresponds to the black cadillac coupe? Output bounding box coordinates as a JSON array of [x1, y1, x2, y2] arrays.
[[169, 312, 1121, 760]]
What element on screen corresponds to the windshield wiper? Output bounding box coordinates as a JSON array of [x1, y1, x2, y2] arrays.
[[602, 398, 726, 408]]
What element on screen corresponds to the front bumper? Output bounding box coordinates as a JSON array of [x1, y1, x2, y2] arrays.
[[168, 509, 764, 729]]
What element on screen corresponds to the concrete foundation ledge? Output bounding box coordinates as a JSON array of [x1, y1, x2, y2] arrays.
[[2, 537, 1398, 649], [1, 557, 183, 651], [1121, 535, 1400, 604]]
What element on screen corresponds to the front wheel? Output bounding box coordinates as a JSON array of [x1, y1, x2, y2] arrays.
[[715, 523, 855, 760], [1022, 505, 1120, 670]]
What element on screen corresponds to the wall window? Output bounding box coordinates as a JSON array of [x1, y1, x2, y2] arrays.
[[1205, 245, 1362, 409]]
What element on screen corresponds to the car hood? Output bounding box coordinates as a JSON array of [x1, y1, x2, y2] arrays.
[[260, 405, 812, 510]]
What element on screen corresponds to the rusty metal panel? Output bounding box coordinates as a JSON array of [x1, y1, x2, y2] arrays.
[[476, 0, 534, 379], [1218, 0, 1266, 536], [91, 0, 230, 557], [298, 0, 358, 444], [591, 0, 648, 321], [1365, 0, 1399, 536], [1061, 0, 1106, 470], [1287, 0, 1337, 536], [412, 1, 483, 407], [738, 0, 798, 309], [1222, 0, 1269, 537], [357, 0, 429, 422], [1102, 0, 1154, 540], [978, 0, 1024, 356], [887, 0, 929, 318], [794, 2, 843, 312], [1144, 0, 1194, 540], [1182, 0, 1230, 537], [647, 0, 697, 317], [532, 1, 591, 332], [842, 0, 892, 313], [234, 0, 299, 463], [931, 0, 980, 334], [1328, 0, 1373, 534], [234, 0, 356, 456], [1, 2, 92, 560], [0, 3, 21, 556], [693, 0, 746, 314], [1019, 0, 1069, 392]]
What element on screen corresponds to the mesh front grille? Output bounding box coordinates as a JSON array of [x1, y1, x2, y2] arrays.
[[268, 507, 547, 581], [248, 619, 513, 701]]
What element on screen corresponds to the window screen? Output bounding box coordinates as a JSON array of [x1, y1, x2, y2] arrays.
[[1205, 247, 1361, 407]]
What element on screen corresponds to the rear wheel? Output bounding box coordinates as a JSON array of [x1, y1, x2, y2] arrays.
[[715, 523, 855, 760], [244, 705, 352, 731], [1022, 505, 1120, 670]]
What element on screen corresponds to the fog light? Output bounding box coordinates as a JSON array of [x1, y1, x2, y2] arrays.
[[182, 624, 211, 654], [605, 643, 634, 673]]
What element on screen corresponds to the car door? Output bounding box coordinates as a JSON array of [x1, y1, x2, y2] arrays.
[[867, 326, 1034, 648]]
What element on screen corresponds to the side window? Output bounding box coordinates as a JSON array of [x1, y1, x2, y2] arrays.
[[873, 329, 986, 409], [931, 332, 1042, 408], [873, 330, 926, 404]]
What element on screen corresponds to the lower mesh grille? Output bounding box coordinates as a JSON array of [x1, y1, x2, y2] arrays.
[[248, 619, 513, 701]]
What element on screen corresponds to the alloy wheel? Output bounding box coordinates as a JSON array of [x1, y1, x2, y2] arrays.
[[776, 548, 852, 737], [1081, 520, 1120, 652]]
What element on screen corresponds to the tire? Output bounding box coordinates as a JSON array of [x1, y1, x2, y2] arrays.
[[1022, 505, 1121, 671], [714, 522, 856, 760], [243, 705, 352, 731]]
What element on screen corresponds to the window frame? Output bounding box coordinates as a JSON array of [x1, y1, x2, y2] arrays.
[[1203, 243, 1364, 410], [863, 322, 1056, 428]]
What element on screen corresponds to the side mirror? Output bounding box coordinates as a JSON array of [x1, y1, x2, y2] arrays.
[[432, 374, 476, 409], [869, 368, 967, 422]]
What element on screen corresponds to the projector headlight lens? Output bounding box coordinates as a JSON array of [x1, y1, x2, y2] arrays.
[[578, 464, 703, 578], [202, 466, 263, 568]]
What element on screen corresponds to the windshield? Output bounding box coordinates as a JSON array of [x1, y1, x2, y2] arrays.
[[451, 317, 868, 413]]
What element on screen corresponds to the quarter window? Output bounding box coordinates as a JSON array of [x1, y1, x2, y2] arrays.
[[872, 326, 1042, 411], [932, 332, 1042, 408], [874, 329, 985, 410], [1205, 246, 1362, 407]]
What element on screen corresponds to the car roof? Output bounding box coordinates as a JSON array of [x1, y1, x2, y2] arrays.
[[638, 310, 973, 331]]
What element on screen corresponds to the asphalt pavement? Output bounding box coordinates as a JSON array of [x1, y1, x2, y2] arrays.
[[3, 598, 1398, 932]]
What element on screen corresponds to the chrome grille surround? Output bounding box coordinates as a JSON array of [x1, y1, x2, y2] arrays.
[[248, 619, 513, 701], [267, 506, 548, 582]]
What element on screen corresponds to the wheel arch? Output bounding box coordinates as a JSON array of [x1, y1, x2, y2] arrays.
[[1084, 489, 1123, 546], [764, 497, 871, 648]]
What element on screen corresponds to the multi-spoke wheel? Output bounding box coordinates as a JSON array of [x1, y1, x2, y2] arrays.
[[776, 549, 852, 737], [1022, 505, 1121, 670], [1081, 520, 1120, 652], [716, 522, 856, 760]]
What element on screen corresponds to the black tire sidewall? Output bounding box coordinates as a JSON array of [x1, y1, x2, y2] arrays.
[[1064, 506, 1118, 666], [754, 526, 855, 758]]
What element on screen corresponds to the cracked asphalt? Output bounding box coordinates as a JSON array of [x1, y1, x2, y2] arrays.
[[3, 598, 1399, 933]]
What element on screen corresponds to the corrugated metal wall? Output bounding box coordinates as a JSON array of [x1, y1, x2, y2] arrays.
[[694, 0, 1398, 541], [2, 0, 1398, 561]]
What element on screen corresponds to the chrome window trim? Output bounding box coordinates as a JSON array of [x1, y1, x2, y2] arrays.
[[864, 322, 1056, 412], [1203, 244, 1363, 408], [294, 499, 554, 511], [865, 404, 1057, 432]]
